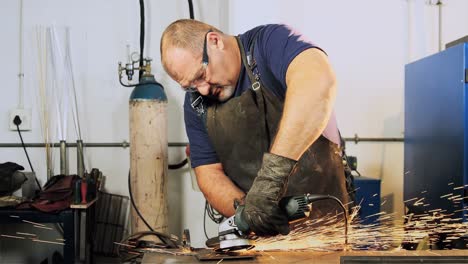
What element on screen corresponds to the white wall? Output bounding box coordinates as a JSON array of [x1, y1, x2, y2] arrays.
[[1, 0, 468, 260]]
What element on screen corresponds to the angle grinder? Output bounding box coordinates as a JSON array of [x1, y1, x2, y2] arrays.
[[217, 194, 348, 252]]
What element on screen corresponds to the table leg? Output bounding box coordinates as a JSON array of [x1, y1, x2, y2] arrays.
[[63, 210, 75, 263]]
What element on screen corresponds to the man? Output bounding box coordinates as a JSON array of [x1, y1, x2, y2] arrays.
[[160, 19, 351, 236]]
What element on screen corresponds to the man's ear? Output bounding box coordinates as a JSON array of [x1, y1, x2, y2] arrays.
[[208, 32, 224, 50]]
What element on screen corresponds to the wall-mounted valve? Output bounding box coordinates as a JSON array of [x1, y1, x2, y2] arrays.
[[118, 49, 154, 87]]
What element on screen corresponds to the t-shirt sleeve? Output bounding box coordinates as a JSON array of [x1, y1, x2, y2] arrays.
[[183, 94, 220, 168], [256, 24, 323, 96]]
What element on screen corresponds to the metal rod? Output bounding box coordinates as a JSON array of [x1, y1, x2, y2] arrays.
[[47, 167, 54, 180], [77, 140, 84, 178], [0, 137, 403, 149], [437, 0, 443, 52], [59, 140, 68, 175], [343, 136, 404, 144], [0, 141, 188, 148]]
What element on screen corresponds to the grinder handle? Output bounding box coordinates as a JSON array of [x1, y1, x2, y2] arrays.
[[234, 195, 312, 233], [279, 195, 312, 221]]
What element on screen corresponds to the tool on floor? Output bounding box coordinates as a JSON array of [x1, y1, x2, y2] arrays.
[[217, 194, 348, 252]]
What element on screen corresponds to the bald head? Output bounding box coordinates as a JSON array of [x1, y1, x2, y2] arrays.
[[160, 19, 242, 102], [160, 19, 222, 77]]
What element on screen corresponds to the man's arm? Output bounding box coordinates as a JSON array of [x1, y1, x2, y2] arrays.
[[270, 48, 337, 160], [194, 163, 245, 217], [239, 44, 338, 237]]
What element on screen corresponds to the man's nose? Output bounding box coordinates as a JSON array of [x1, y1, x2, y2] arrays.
[[196, 82, 211, 96]]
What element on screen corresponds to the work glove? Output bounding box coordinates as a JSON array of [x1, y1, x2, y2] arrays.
[[240, 153, 297, 236]]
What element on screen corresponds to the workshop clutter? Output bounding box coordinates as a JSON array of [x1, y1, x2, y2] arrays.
[[0, 162, 27, 196], [27, 174, 79, 213], [94, 191, 130, 256], [14, 168, 103, 213], [72, 168, 103, 204], [0, 162, 28, 208]]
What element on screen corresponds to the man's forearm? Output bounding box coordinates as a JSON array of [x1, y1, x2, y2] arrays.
[[271, 48, 337, 160], [194, 163, 245, 217]]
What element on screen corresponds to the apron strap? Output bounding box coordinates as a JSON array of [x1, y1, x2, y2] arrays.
[[236, 35, 270, 151], [338, 130, 357, 208]]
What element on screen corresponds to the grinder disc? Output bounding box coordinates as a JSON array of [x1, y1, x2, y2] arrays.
[[217, 237, 254, 252]]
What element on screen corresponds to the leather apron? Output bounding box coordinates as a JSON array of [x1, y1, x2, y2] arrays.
[[203, 36, 349, 218]]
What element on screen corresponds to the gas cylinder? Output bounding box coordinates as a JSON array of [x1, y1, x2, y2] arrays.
[[129, 72, 168, 234]]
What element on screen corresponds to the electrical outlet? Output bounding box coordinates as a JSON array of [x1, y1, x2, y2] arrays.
[[9, 108, 32, 131]]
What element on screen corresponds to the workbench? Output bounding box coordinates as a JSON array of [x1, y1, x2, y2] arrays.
[[0, 198, 97, 263], [142, 249, 468, 263]]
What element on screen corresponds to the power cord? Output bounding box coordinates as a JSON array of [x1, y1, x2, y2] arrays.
[[14, 115, 42, 191], [203, 201, 209, 239], [188, 0, 194, 19], [127, 170, 178, 247], [304, 194, 349, 245], [128, 170, 154, 233], [168, 159, 187, 170], [203, 200, 224, 239], [138, 0, 145, 80]]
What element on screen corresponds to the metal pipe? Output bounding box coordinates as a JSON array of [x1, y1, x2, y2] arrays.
[[18, 0, 24, 109], [437, 0, 443, 52], [59, 140, 68, 175], [0, 141, 187, 148], [343, 135, 404, 144], [47, 166, 54, 180], [427, 0, 443, 52], [77, 140, 84, 178], [0, 137, 404, 148]]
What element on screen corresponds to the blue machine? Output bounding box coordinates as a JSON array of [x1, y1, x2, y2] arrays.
[[354, 176, 381, 224], [404, 42, 468, 222]]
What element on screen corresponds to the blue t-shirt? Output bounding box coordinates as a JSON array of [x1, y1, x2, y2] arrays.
[[184, 24, 326, 168]]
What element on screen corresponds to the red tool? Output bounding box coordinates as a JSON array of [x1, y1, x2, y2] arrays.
[[81, 180, 88, 204]]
